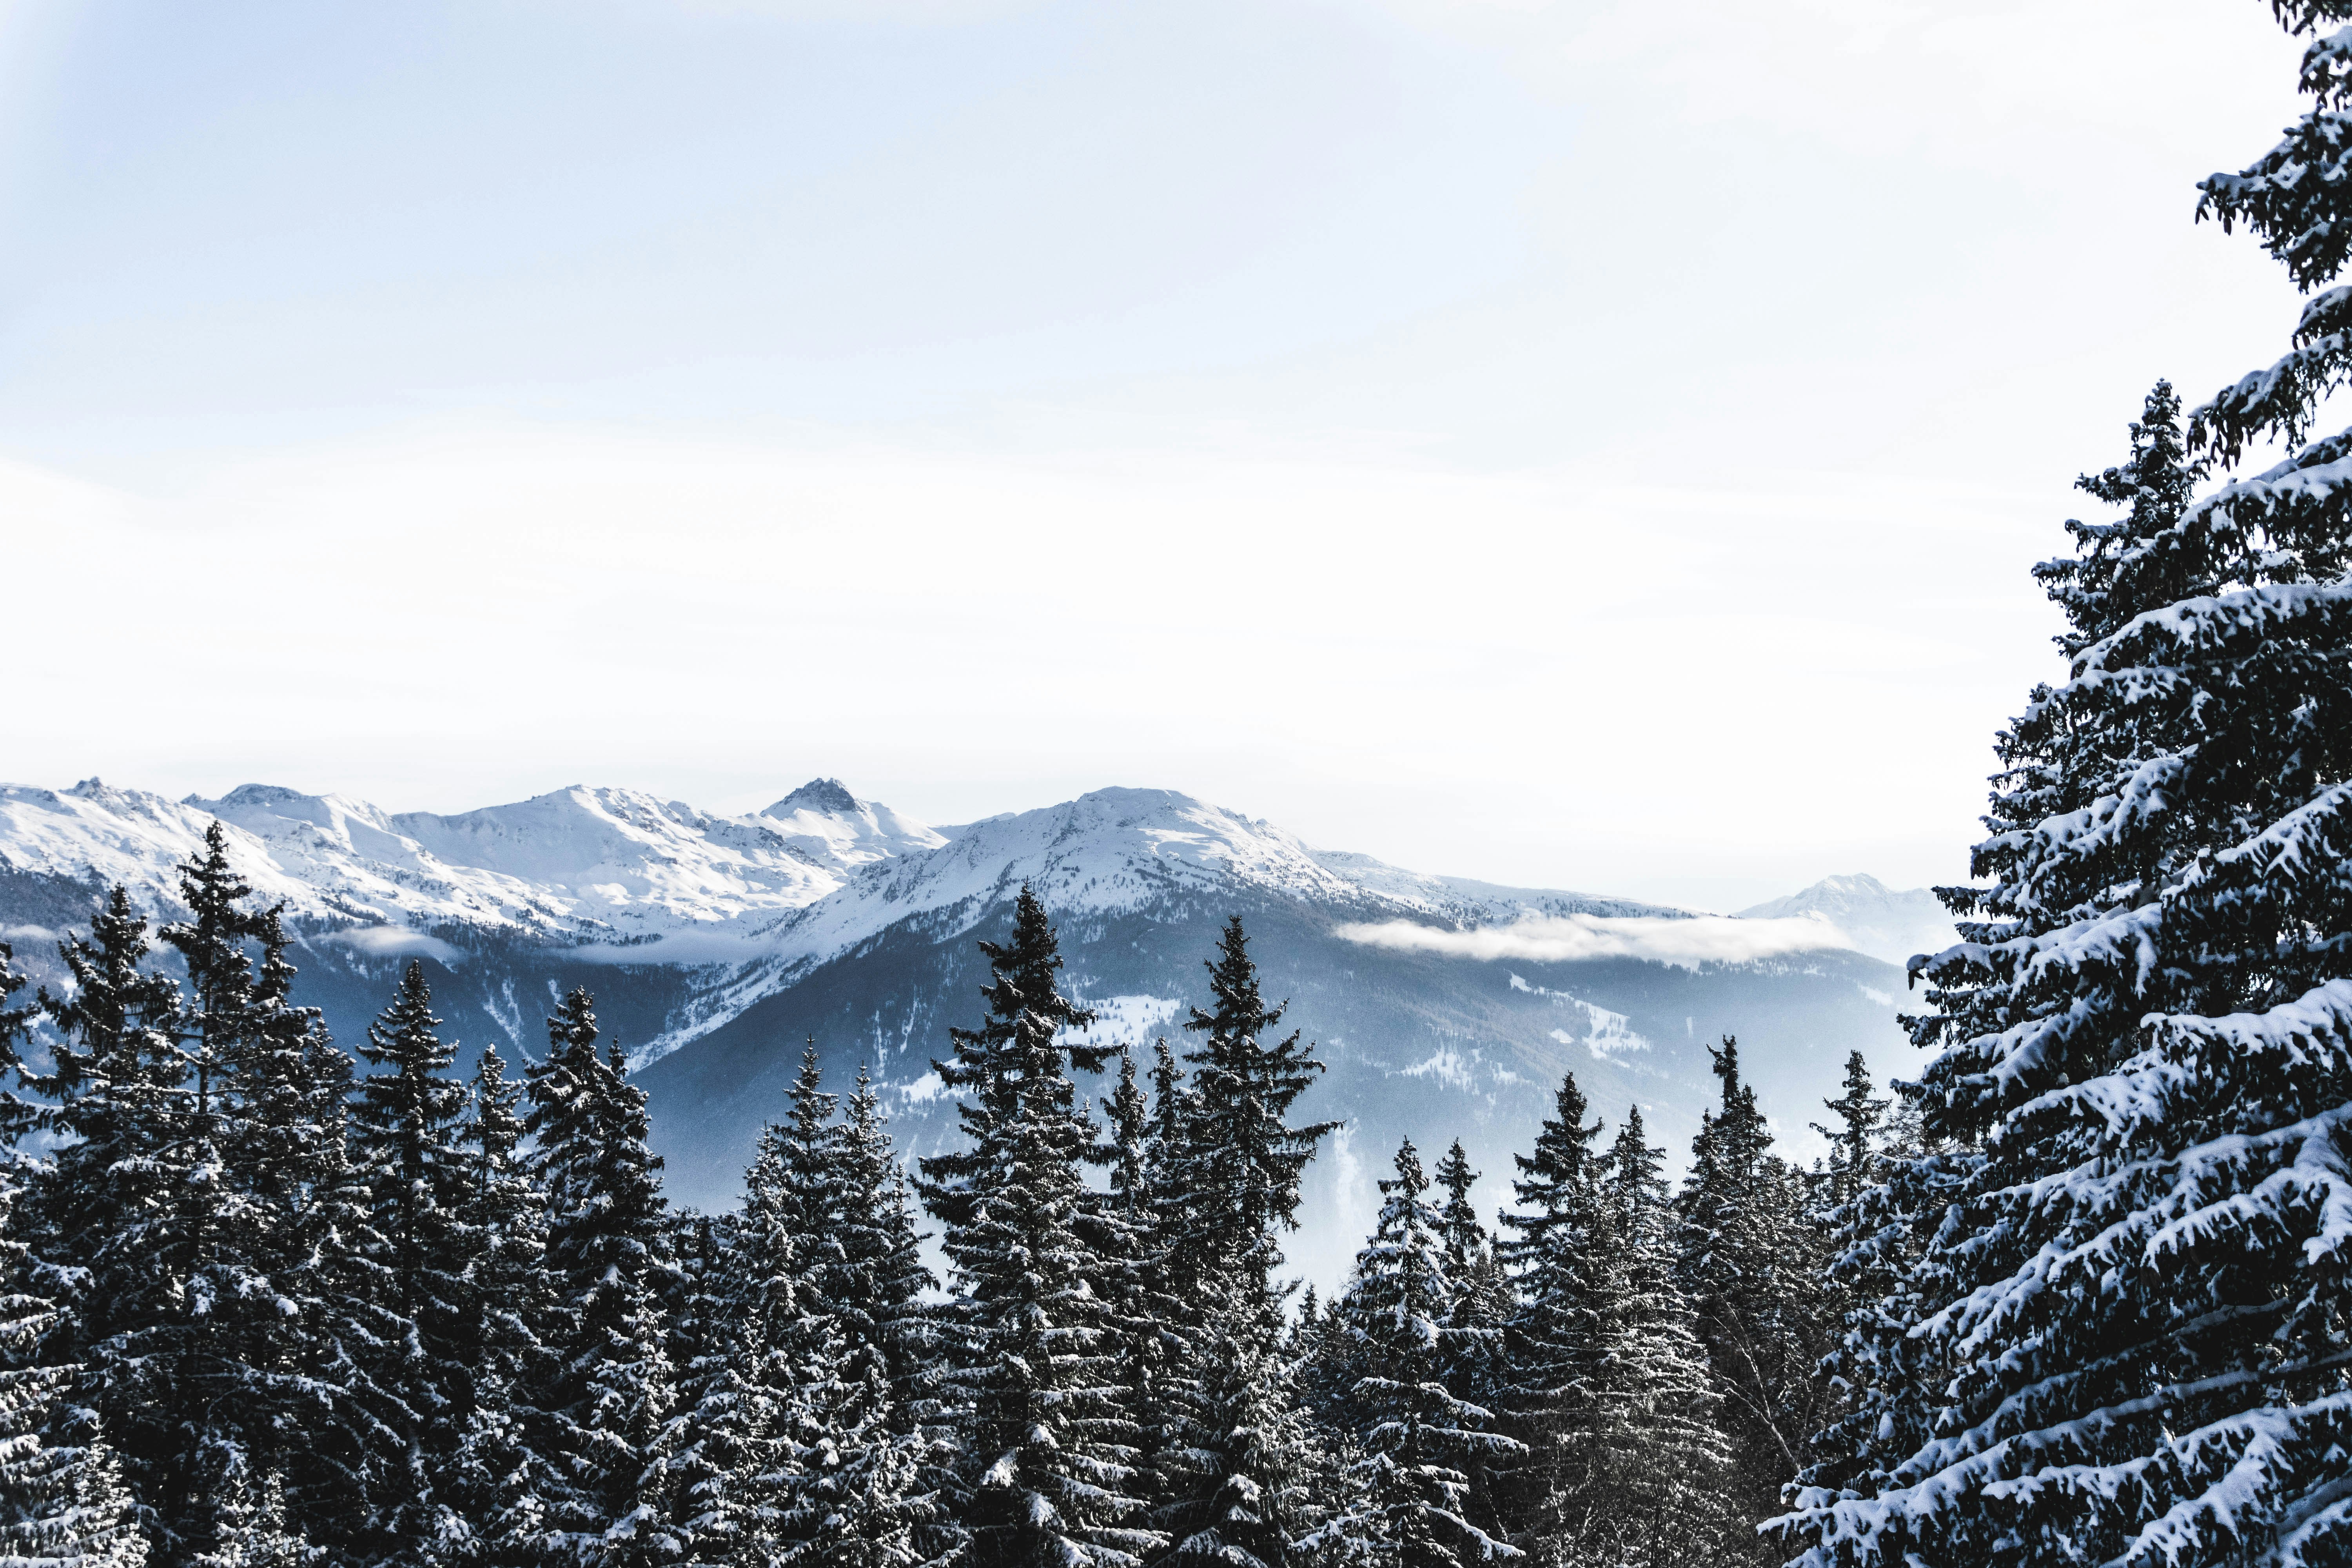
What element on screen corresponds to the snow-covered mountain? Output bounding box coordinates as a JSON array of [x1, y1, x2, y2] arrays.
[[0, 775, 1916, 1281], [0, 775, 947, 948], [1735, 873, 1960, 967]]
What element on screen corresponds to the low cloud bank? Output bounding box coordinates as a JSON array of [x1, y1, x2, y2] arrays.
[[1336, 911, 1854, 970], [320, 926, 462, 963]]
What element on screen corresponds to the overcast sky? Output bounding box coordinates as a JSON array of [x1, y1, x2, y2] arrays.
[[0, 0, 2322, 909]]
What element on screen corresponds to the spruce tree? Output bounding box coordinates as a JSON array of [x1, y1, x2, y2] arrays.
[[1098, 1047, 1181, 1539], [1808, 1052, 1887, 1221], [1673, 1037, 1828, 1539], [1784, 394, 2352, 1557], [1150, 921, 1341, 1568], [231, 908, 409, 1564], [0, 939, 149, 1568], [1575, 1108, 1733, 1568], [441, 1041, 563, 1567], [524, 991, 677, 1568], [350, 960, 474, 1512], [831, 1067, 937, 1432], [1492, 1072, 1606, 1549], [665, 1210, 776, 1568], [30, 889, 192, 1555], [916, 886, 1157, 1568], [1175, 917, 1338, 1319], [1782, 22, 2352, 1544], [1333, 1138, 1518, 1568]]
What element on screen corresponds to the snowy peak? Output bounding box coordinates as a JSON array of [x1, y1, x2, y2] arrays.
[[770, 786, 1367, 964], [1735, 873, 1958, 966], [758, 778, 945, 867], [759, 786, 1686, 976], [768, 778, 859, 815]]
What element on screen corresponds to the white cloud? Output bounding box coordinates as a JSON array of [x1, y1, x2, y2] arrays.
[[1337, 911, 1854, 969], [318, 926, 461, 962]]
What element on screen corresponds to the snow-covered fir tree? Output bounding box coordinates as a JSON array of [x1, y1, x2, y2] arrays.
[[1175, 917, 1338, 1323], [1492, 1071, 1606, 1550], [1782, 14, 2352, 1544], [664, 1208, 777, 1567], [0, 938, 149, 1568], [225, 908, 409, 1564], [742, 1046, 930, 1568], [350, 959, 475, 1555], [1426, 1139, 1509, 1536], [1331, 1137, 1519, 1568], [1784, 1067, 1947, 1542], [524, 990, 677, 1568], [27, 889, 190, 1557], [1672, 1037, 1828, 1544], [1147, 919, 1341, 1568], [830, 1066, 940, 1457], [439, 1041, 564, 1567], [916, 886, 1158, 1568], [1565, 1108, 1731, 1568]]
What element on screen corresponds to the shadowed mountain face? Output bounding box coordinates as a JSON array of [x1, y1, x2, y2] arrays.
[[0, 775, 1914, 1287]]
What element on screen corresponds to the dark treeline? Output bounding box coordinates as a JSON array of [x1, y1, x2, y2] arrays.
[[1, 831, 1900, 1567]]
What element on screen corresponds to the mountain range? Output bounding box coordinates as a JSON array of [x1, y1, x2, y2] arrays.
[[0, 775, 1941, 1289]]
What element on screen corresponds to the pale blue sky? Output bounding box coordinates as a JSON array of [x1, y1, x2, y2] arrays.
[[0, 1, 2319, 908]]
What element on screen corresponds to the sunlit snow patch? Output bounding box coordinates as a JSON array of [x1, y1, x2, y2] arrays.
[[1510, 972, 1649, 1059], [897, 1071, 950, 1108], [1058, 994, 1183, 1051], [1398, 1047, 1478, 1091]]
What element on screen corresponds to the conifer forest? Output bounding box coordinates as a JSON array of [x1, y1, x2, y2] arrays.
[[14, 4, 2352, 1567]]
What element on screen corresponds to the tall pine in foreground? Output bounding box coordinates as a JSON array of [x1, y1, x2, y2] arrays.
[[1783, 8, 2352, 1552], [916, 887, 1157, 1568], [526, 990, 677, 1568]]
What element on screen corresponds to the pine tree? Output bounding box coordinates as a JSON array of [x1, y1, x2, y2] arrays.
[[1175, 917, 1338, 1320], [1673, 1037, 1828, 1541], [1426, 1142, 1508, 1550], [665, 1210, 776, 1568], [227, 907, 410, 1564], [1779, 261, 2352, 1562], [1807, 1052, 1887, 1220], [1333, 1138, 1519, 1568], [916, 886, 1158, 1568], [830, 1067, 937, 1434], [1557, 1109, 1731, 1568], [29, 889, 192, 1556], [791, 1062, 933, 1568], [1149, 920, 1342, 1568], [190, 1459, 309, 1568], [1783, 1081, 1955, 1544], [441, 1042, 563, 1567], [1098, 1047, 1181, 1539], [0, 938, 150, 1568], [524, 991, 677, 1568], [350, 960, 475, 1544], [1492, 1072, 1606, 1549]]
